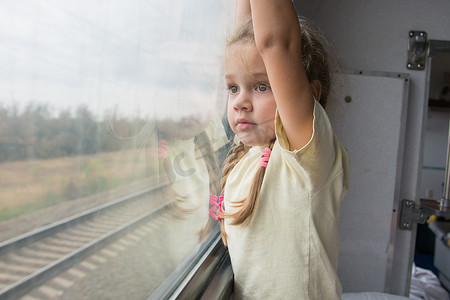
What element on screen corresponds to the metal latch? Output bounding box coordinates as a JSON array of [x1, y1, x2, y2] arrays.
[[399, 199, 428, 230]]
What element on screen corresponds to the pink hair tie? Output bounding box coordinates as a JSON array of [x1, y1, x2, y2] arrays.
[[219, 196, 224, 214], [209, 195, 224, 220], [158, 139, 169, 158], [259, 147, 271, 168], [209, 195, 218, 205]]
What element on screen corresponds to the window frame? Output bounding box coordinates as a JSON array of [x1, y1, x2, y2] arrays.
[[148, 232, 233, 300]]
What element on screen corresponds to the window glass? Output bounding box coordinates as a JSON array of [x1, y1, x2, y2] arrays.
[[0, 1, 234, 299]]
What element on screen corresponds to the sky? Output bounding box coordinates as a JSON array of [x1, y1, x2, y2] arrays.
[[0, 0, 234, 120]]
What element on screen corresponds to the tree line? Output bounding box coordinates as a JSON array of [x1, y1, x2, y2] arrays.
[[0, 104, 146, 162]]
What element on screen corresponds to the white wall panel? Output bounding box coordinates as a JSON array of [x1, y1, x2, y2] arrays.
[[328, 72, 409, 293]]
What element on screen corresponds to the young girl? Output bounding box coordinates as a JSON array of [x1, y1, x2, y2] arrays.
[[217, 0, 350, 298]]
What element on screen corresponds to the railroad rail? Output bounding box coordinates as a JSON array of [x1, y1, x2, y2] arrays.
[[0, 181, 171, 300]]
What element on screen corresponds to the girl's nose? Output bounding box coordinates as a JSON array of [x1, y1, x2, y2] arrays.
[[233, 91, 252, 111]]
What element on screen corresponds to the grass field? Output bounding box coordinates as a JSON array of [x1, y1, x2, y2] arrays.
[[0, 148, 158, 222]]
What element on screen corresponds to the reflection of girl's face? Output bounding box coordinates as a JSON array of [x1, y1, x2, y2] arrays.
[[155, 88, 216, 140], [156, 113, 211, 140]]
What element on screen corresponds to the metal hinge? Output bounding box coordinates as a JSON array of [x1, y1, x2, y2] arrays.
[[399, 199, 428, 230], [407, 31, 428, 71], [399, 198, 450, 230]]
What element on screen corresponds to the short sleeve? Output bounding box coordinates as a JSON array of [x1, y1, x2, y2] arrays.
[[275, 103, 315, 154], [274, 100, 342, 192]]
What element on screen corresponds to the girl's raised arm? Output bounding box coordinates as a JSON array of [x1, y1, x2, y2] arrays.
[[250, 0, 314, 151], [236, 0, 251, 26]]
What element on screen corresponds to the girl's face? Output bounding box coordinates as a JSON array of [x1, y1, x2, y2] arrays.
[[224, 44, 276, 146]]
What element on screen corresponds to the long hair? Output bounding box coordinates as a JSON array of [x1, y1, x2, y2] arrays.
[[219, 16, 332, 245], [219, 140, 274, 245]]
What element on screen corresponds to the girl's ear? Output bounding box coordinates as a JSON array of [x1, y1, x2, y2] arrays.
[[310, 80, 322, 101]]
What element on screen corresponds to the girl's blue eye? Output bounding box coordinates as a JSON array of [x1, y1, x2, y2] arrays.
[[256, 83, 270, 92], [229, 86, 239, 94]]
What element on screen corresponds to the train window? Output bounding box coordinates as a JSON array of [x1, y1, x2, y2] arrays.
[[0, 0, 234, 299]]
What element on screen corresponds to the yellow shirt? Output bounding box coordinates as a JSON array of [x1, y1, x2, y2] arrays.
[[224, 101, 350, 299]]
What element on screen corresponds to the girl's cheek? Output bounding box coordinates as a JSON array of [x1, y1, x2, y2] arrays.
[[226, 104, 235, 122]]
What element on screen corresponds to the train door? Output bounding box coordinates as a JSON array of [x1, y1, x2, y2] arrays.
[[326, 71, 410, 293]]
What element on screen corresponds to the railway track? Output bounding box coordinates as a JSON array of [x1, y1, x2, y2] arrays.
[[0, 182, 172, 300]]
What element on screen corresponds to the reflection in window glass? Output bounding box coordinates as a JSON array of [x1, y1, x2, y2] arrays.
[[0, 1, 233, 299]]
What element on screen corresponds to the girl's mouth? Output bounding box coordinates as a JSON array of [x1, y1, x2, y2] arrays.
[[179, 117, 198, 127], [236, 121, 256, 130]]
